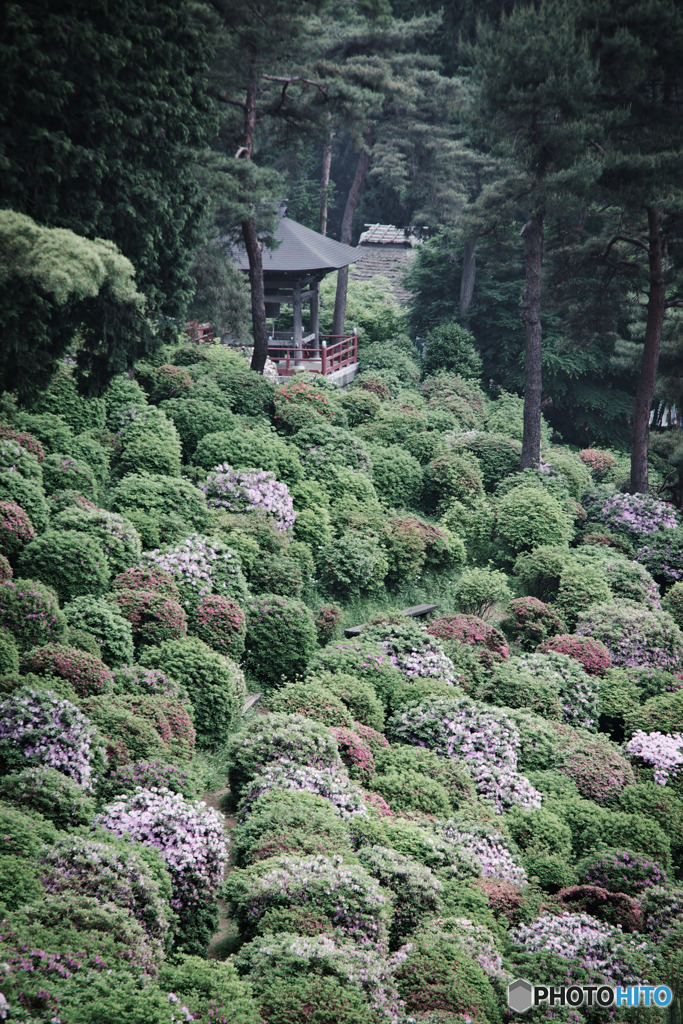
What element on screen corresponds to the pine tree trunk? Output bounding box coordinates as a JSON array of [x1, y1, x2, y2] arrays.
[[520, 213, 544, 470], [244, 217, 268, 372], [630, 206, 666, 494], [319, 122, 333, 237], [459, 236, 477, 323], [332, 137, 371, 337]]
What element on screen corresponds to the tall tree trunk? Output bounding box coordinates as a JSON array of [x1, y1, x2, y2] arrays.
[[332, 135, 372, 337], [520, 213, 544, 470], [239, 69, 268, 374], [459, 236, 477, 324], [319, 121, 334, 237], [630, 206, 666, 494]]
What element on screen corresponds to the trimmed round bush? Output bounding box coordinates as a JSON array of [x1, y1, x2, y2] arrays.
[[113, 589, 188, 647], [636, 529, 683, 588], [449, 431, 523, 491], [0, 686, 105, 787], [226, 712, 342, 801], [0, 500, 35, 557], [0, 424, 45, 462], [427, 613, 509, 670], [368, 768, 452, 817], [0, 439, 43, 482], [357, 845, 442, 947], [393, 933, 499, 1019], [112, 664, 188, 701], [142, 533, 248, 610], [576, 600, 683, 671], [555, 562, 613, 629], [266, 683, 354, 729], [537, 634, 612, 676], [313, 672, 385, 732], [374, 744, 475, 810], [189, 594, 246, 660], [62, 595, 135, 667], [452, 566, 512, 620], [0, 577, 67, 649], [0, 471, 49, 532], [495, 485, 574, 560], [111, 473, 209, 536], [513, 544, 572, 601], [111, 565, 182, 601], [440, 495, 495, 565], [548, 724, 637, 806], [330, 727, 375, 784], [245, 595, 317, 687], [231, 788, 353, 867], [628, 689, 683, 736], [88, 693, 195, 761], [576, 848, 667, 896], [317, 531, 389, 600], [20, 644, 113, 697], [159, 396, 235, 458], [194, 427, 301, 485], [489, 651, 599, 731], [422, 451, 484, 513], [81, 697, 168, 766], [42, 452, 98, 500], [54, 507, 141, 576], [663, 581, 683, 629], [202, 465, 296, 532], [18, 530, 110, 602], [116, 406, 182, 478], [501, 596, 567, 651], [0, 766, 96, 828], [250, 555, 303, 598], [368, 443, 423, 508], [140, 637, 246, 749]]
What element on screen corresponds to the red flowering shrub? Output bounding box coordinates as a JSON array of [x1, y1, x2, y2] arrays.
[[0, 554, 11, 581], [315, 603, 343, 646], [427, 613, 509, 670], [20, 644, 113, 697], [112, 694, 196, 759], [549, 722, 636, 805], [579, 448, 617, 479], [151, 364, 194, 401], [113, 589, 188, 647], [0, 501, 35, 557], [190, 594, 246, 660], [476, 879, 528, 923], [352, 722, 391, 752], [537, 634, 612, 676], [501, 597, 567, 651], [356, 376, 391, 401], [360, 790, 393, 818], [111, 565, 181, 601], [557, 884, 642, 933], [330, 727, 375, 784], [0, 425, 45, 462], [274, 379, 337, 422]]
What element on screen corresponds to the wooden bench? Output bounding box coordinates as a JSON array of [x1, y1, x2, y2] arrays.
[[344, 603, 438, 638]]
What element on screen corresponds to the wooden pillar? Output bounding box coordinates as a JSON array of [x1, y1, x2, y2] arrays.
[[310, 281, 320, 352], [293, 282, 303, 360]]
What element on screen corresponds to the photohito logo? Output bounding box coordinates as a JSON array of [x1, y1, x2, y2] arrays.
[[507, 978, 673, 1013]]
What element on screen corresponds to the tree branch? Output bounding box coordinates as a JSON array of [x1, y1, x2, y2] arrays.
[[603, 234, 650, 257]]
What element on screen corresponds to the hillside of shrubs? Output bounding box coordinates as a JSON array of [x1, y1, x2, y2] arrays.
[[1, 323, 683, 1024]]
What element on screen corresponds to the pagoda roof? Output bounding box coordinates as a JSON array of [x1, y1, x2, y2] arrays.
[[227, 216, 364, 274]]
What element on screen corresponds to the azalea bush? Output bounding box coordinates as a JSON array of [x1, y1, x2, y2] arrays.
[[189, 593, 246, 659], [113, 588, 188, 647], [576, 848, 667, 896], [244, 594, 317, 687], [18, 529, 110, 602], [98, 758, 199, 802], [0, 577, 66, 648], [576, 600, 683, 671], [583, 487, 680, 538], [427, 612, 509, 670], [112, 664, 188, 701], [20, 643, 113, 697], [0, 470, 49, 532], [625, 730, 683, 785], [250, 554, 303, 598], [392, 932, 500, 1019], [267, 683, 354, 730], [536, 634, 612, 676], [62, 595, 135, 666], [495, 485, 574, 560], [111, 564, 181, 601], [0, 765, 96, 829], [365, 619, 457, 686], [142, 533, 248, 610], [501, 596, 567, 651], [636, 530, 683, 587], [111, 472, 209, 542], [317, 531, 389, 600], [0, 686, 105, 788], [357, 844, 442, 947], [202, 465, 296, 532], [54, 506, 141, 576], [489, 651, 599, 731], [0, 500, 35, 557], [237, 764, 368, 821]]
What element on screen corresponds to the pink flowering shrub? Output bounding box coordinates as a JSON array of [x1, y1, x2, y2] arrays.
[[111, 565, 182, 602], [576, 599, 683, 671], [113, 664, 188, 701], [0, 577, 67, 648], [315, 602, 343, 646], [579, 448, 617, 478], [557, 885, 643, 933], [96, 787, 228, 916], [548, 721, 636, 804], [583, 486, 680, 538], [113, 588, 188, 646], [353, 722, 391, 751], [142, 532, 248, 609], [537, 633, 612, 675], [361, 790, 394, 817], [0, 501, 35, 556], [0, 425, 45, 462], [190, 594, 246, 660], [427, 613, 509, 670], [275, 378, 338, 421], [42, 452, 98, 499], [202, 465, 296, 532], [225, 853, 391, 947], [636, 530, 683, 586], [237, 764, 368, 821], [0, 687, 105, 788], [330, 727, 376, 785], [20, 643, 114, 697], [0, 553, 11, 581], [625, 730, 683, 785], [501, 596, 567, 651], [98, 758, 198, 802], [576, 848, 667, 896]]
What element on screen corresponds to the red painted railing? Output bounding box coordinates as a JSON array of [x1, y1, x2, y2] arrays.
[[267, 331, 357, 376], [184, 321, 215, 343]]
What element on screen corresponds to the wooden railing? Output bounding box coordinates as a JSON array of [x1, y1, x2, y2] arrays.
[[183, 321, 215, 343], [267, 331, 357, 376]]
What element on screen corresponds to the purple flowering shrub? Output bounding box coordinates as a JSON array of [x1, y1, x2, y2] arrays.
[[202, 465, 296, 532], [18, 528, 110, 602], [43, 452, 98, 499], [364, 620, 457, 687], [237, 765, 368, 821], [576, 848, 667, 896], [0, 687, 105, 788], [583, 486, 680, 538], [508, 911, 654, 986], [636, 530, 683, 587], [0, 553, 11, 581], [225, 853, 391, 947], [41, 836, 174, 952], [114, 588, 188, 646], [0, 577, 66, 648], [96, 786, 228, 918], [234, 932, 403, 1023], [53, 506, 141, 576], [142, 533, 248, 610], [245, 595, 317, 687], [641, 886, 683, 938], [0, 765, 96, 828], [357, 845, 443, 947], [112, 564, 182, 601], [438, 820, 527, 884], [576, 600, 683, 671], [0, 500, 35, 556], [227, 713, 343, 801], [267, 683, 354, 729], [489, 651, 599, 731], [113, 664, 188, 701], [387, 696, 542, 813], [99, 758, 200, 802], [625, 730, 683, 785], [189, 593, 246, 660], [20, 643, 114, 697]]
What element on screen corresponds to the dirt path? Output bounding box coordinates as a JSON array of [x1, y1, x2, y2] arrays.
[[203, 786, 238, 959]]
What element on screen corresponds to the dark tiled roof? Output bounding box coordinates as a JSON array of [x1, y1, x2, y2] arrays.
[[226, 217, 363, 272], [359, 223, 420, 246]]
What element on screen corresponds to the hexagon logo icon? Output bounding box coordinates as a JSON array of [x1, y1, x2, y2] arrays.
[[508, 978, 534, 1013]]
